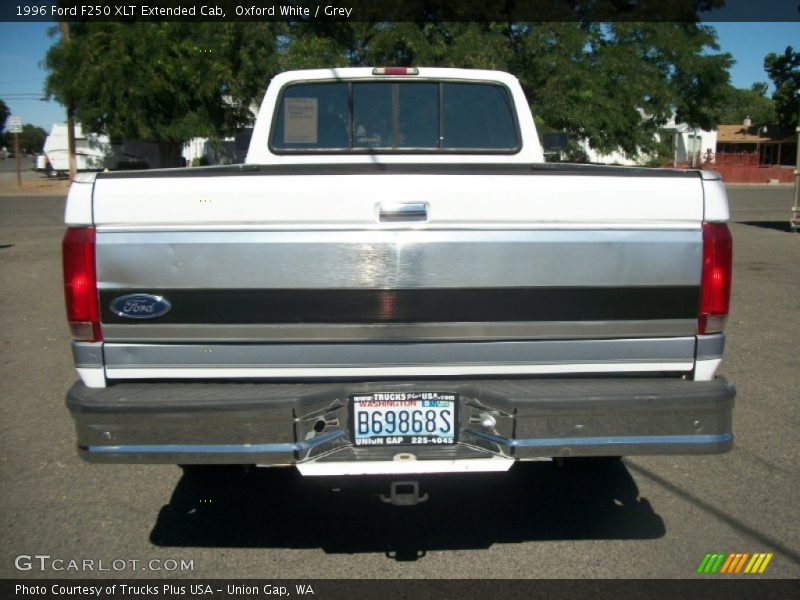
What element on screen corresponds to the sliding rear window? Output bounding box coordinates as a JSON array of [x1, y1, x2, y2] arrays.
[[270, 81, 520, 153]]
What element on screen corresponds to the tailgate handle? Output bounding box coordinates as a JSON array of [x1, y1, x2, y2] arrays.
[[378, 201, 428, 222]]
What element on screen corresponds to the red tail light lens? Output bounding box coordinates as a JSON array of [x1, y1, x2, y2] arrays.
[[698, 223, 732, 335], [372, 67, 419, 75], [62, 227, 102, 341]]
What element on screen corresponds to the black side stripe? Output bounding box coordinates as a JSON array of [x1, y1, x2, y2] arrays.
[[99, 287, 699, 325]]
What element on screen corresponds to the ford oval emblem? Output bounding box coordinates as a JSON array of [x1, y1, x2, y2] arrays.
[[110, 294, 172, 319]]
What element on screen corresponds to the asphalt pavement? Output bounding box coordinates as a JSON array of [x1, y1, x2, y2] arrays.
[[0, 155, 36, 173], [0, 185, 798, 579]]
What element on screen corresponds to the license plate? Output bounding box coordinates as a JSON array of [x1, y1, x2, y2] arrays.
[[350, 392, 457, 446]]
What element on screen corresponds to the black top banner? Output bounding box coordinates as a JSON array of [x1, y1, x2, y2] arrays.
[[4, 0, 800, 22]]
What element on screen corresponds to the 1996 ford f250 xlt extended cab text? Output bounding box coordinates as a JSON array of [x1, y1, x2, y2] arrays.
[[63, 67, 735, 495]]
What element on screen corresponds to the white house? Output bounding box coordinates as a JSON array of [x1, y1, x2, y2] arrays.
[[579, 115, 717, 167], [661, 117, 717, 166]]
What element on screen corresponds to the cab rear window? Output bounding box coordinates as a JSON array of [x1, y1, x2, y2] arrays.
[[271, 81, 519, 153]]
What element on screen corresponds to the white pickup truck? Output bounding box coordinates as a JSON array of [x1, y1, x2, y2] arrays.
[[63, 68, 735, 496]]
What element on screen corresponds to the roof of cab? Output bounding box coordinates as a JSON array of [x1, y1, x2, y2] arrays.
[[268, 67, 521, 87]]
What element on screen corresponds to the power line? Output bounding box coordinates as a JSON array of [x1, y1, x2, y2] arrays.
[[0, 79, 46, 84]]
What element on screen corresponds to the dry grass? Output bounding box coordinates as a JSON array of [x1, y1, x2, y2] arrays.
[[0, 170, 70, 196]]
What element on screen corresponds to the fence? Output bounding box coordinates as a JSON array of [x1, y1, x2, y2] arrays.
[[674, 152, 793, 183], [702, 152, 759, 166]]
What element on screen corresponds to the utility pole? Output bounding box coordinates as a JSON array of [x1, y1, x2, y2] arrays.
[[673, 127, 678, 168], [59, 21, 77, 180], [7, 115, 22, 188], [14, 132, 20, 188]]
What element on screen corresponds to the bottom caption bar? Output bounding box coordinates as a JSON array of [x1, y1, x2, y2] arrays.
[[4, 579, 799, 600]]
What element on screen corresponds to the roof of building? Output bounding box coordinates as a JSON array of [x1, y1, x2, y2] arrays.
[[717, 124, 767, 143], [717, 124, 795, 144]]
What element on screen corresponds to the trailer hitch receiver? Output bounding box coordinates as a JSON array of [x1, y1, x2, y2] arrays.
[[380, 481, 429, 506]]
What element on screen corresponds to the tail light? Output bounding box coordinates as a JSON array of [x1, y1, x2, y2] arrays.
[[62, 227, 102, 341], [698, 223, 732, 335]]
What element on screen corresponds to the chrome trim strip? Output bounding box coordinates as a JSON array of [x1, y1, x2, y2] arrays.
[[696, 334, 725, 360], [83, 433, 732, 457], [103, 338, 695, 369], [694, 358, 722, 381], [472, 430, 733, 448], [297, 457, 514, 476], [71, 341, 104, 368], [83, 430, 345, 454], [105, 363, 695, 380], [77, 367, 106, 389], [96, 223, 701, 233], [96, 229, 701, 290], [100, 319, 697, 342], [84, 443, 296, 454]]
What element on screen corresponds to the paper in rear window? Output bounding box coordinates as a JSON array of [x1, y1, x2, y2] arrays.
[[284, 98, 318, 144]]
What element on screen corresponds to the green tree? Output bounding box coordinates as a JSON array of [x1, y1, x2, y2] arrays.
[[45, 15, 733, 165], [0, 99, 10, 148], [718, 83, 775, 125], [0, 99, 10, 134], [667, 23, 733, 131], [46, 23, 281, 166], [18, 124, 47, 155], [764, 46, 800, 129], [276, 20, 732, 161]]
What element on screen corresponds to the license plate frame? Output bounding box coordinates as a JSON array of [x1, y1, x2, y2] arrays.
[[349, 391, 458, 447]]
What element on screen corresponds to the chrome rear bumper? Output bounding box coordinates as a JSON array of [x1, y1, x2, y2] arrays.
[[66, 377, 735, 470]]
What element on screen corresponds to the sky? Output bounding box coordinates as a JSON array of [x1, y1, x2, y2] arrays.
[[0, 21, 798, 131]]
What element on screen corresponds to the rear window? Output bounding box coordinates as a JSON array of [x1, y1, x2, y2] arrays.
[[271, 81, 519, 153]]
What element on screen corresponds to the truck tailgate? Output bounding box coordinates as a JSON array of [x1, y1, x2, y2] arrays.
[[84, 165, 705, 381]]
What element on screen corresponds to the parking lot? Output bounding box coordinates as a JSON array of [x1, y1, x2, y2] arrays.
[[0, 184, 798, 579]]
